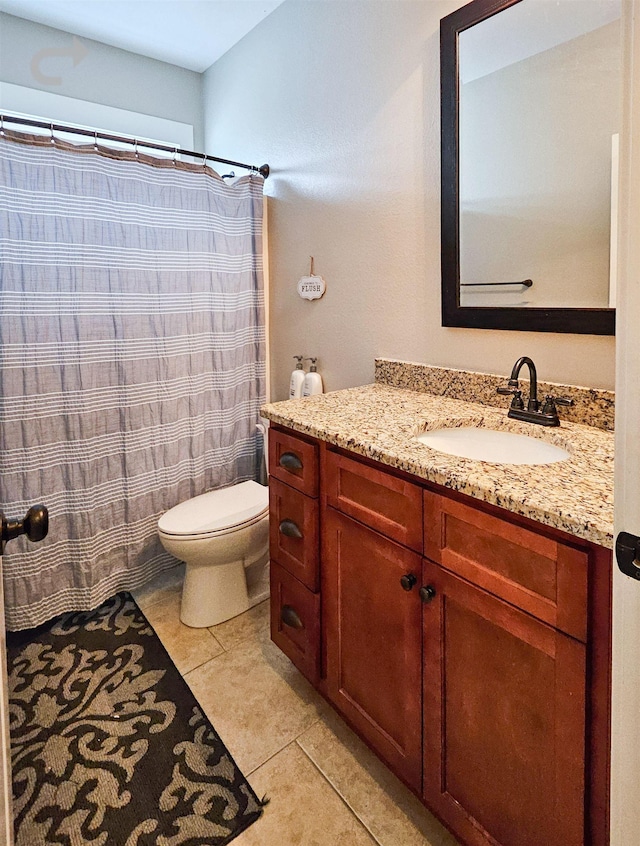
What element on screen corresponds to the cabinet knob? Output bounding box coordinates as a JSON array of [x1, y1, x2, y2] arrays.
[[400, 573, 417, 591], [279, 519, 303, 539], [419, 585, 437, 604], [279, 451, 303, 472], [281, 604, 304, 630]]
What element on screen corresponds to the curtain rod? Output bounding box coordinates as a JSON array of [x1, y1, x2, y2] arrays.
[[0, 113, 270, 179]]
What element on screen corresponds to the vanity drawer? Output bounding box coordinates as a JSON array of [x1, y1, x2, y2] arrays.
[[325, 450, 423, 553], [269, 477, 319, 591], [269, 428, 319, 497], [270, 560, 321, 685], [423, 491, 588, 642]]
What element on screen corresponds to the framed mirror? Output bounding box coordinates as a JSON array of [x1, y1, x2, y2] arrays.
[[440, 0, 620, 334]]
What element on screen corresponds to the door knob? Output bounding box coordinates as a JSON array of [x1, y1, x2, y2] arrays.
[[616, 531, 640, 580], [1, 505, 49, 552]]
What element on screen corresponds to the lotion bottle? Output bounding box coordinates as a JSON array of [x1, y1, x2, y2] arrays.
[[289, 355, 305, 399], [302, 357, 324, 396]]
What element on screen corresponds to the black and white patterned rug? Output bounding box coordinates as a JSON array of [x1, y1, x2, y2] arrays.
[[6, 592, 265, 846]]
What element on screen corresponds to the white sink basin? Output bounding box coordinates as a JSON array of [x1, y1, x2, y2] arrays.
[[415, 426, 570, 465]]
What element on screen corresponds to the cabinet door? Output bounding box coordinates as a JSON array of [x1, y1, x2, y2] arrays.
[[323, 508, 423, 791], [269, 427, 318, 496], [270, 561, 321, 684], [422, 559, 586, 846], [423, 491, 588, 641], [325, 449, 423, 552], [269, 477, 319, 590]]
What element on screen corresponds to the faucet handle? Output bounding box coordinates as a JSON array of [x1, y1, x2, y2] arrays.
[[497, 385, 524, 409], [541, 395, 574, 415]]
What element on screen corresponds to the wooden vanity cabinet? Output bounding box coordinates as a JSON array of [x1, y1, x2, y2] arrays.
[[269, 476, 319, 590], [268, 427, 321, 683], [324, 447, 423, 551], [321, 448, 426, 789], [420, 489, 598, 846], [323, 508, 423, 791], [268, 425, 612, 846], [421, 560, 587, 846], [424, 491, 589, 640]]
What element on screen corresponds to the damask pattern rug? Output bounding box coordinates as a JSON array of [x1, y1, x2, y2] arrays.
[[6, 592, 265, 846]]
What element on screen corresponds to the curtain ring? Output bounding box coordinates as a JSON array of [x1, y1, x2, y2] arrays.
[[94, 131, 99, 151], [134, 139, 139, 159], [0, 114, 4, 138], [173, 146, 178, 166], [202, 154, 207, 171], [50, 123, 56, 145]]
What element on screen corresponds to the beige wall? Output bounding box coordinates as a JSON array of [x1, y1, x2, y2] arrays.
[[204, 0, 616, 399], [225, 0, 614, 397]]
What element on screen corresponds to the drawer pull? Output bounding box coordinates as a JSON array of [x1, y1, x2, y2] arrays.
[[279, 451, 303, 472], [400, 573, 417, 591], [420, 585, 437, 604], [279, 519, 303, 539], [281, 604, 304, 630]]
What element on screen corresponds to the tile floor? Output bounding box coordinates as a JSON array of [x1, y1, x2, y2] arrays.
[[132, 566, 461, 846]]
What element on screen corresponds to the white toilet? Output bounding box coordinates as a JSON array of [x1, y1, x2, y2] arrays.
[[158, 428, 269, 628]]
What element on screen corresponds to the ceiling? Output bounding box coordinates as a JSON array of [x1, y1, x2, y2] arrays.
[[0, 0, 285, 72]]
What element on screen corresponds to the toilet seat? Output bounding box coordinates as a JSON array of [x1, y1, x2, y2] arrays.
[[158, 480, 269, 539]]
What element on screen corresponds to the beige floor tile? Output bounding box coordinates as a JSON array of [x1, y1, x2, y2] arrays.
[[142, 591, 224, 675], [208, 598, 270, 651], [132, 562, 185, 611], [184, 634, 329, 774], [235, 742, 377, 846], [297, 711, 461, 846]]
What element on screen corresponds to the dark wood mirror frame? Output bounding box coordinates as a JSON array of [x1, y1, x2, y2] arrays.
[[440, 0, 616, 336]]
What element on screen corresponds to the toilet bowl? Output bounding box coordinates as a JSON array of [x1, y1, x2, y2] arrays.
[[158, 479, 269, 627]]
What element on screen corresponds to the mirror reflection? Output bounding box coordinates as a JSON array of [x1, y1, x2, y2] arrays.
[[457, 0, 621, 311]]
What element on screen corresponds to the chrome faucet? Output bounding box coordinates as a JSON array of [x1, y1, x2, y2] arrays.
[[497, 356, 573, 427]]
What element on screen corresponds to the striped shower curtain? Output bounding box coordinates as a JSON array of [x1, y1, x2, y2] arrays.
[[0, 132, 266, 630]]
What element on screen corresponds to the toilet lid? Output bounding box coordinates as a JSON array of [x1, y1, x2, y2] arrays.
[[158, 480, 269, 536]]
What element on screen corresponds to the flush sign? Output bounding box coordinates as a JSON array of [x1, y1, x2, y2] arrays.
[[297, 257, 326, 300], [297, 275, 326, 300]]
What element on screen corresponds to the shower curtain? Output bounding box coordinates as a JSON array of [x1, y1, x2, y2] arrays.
[[0, 131, 266, 630]]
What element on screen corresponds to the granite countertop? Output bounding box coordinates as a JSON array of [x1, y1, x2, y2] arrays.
[[261, 383, 614, 549]]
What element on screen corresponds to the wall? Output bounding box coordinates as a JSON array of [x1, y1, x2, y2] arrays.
[[203, 0, 616, 399], [0, 12, 203, 148]]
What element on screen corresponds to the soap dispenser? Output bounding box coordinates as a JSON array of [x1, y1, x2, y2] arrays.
[[289, 355, 305, 399], [302, 358, 324, 396]]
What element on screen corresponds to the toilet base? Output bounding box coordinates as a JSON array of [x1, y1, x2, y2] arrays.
[[180, 558, 250, 628], [246, 555, 270, 608]]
